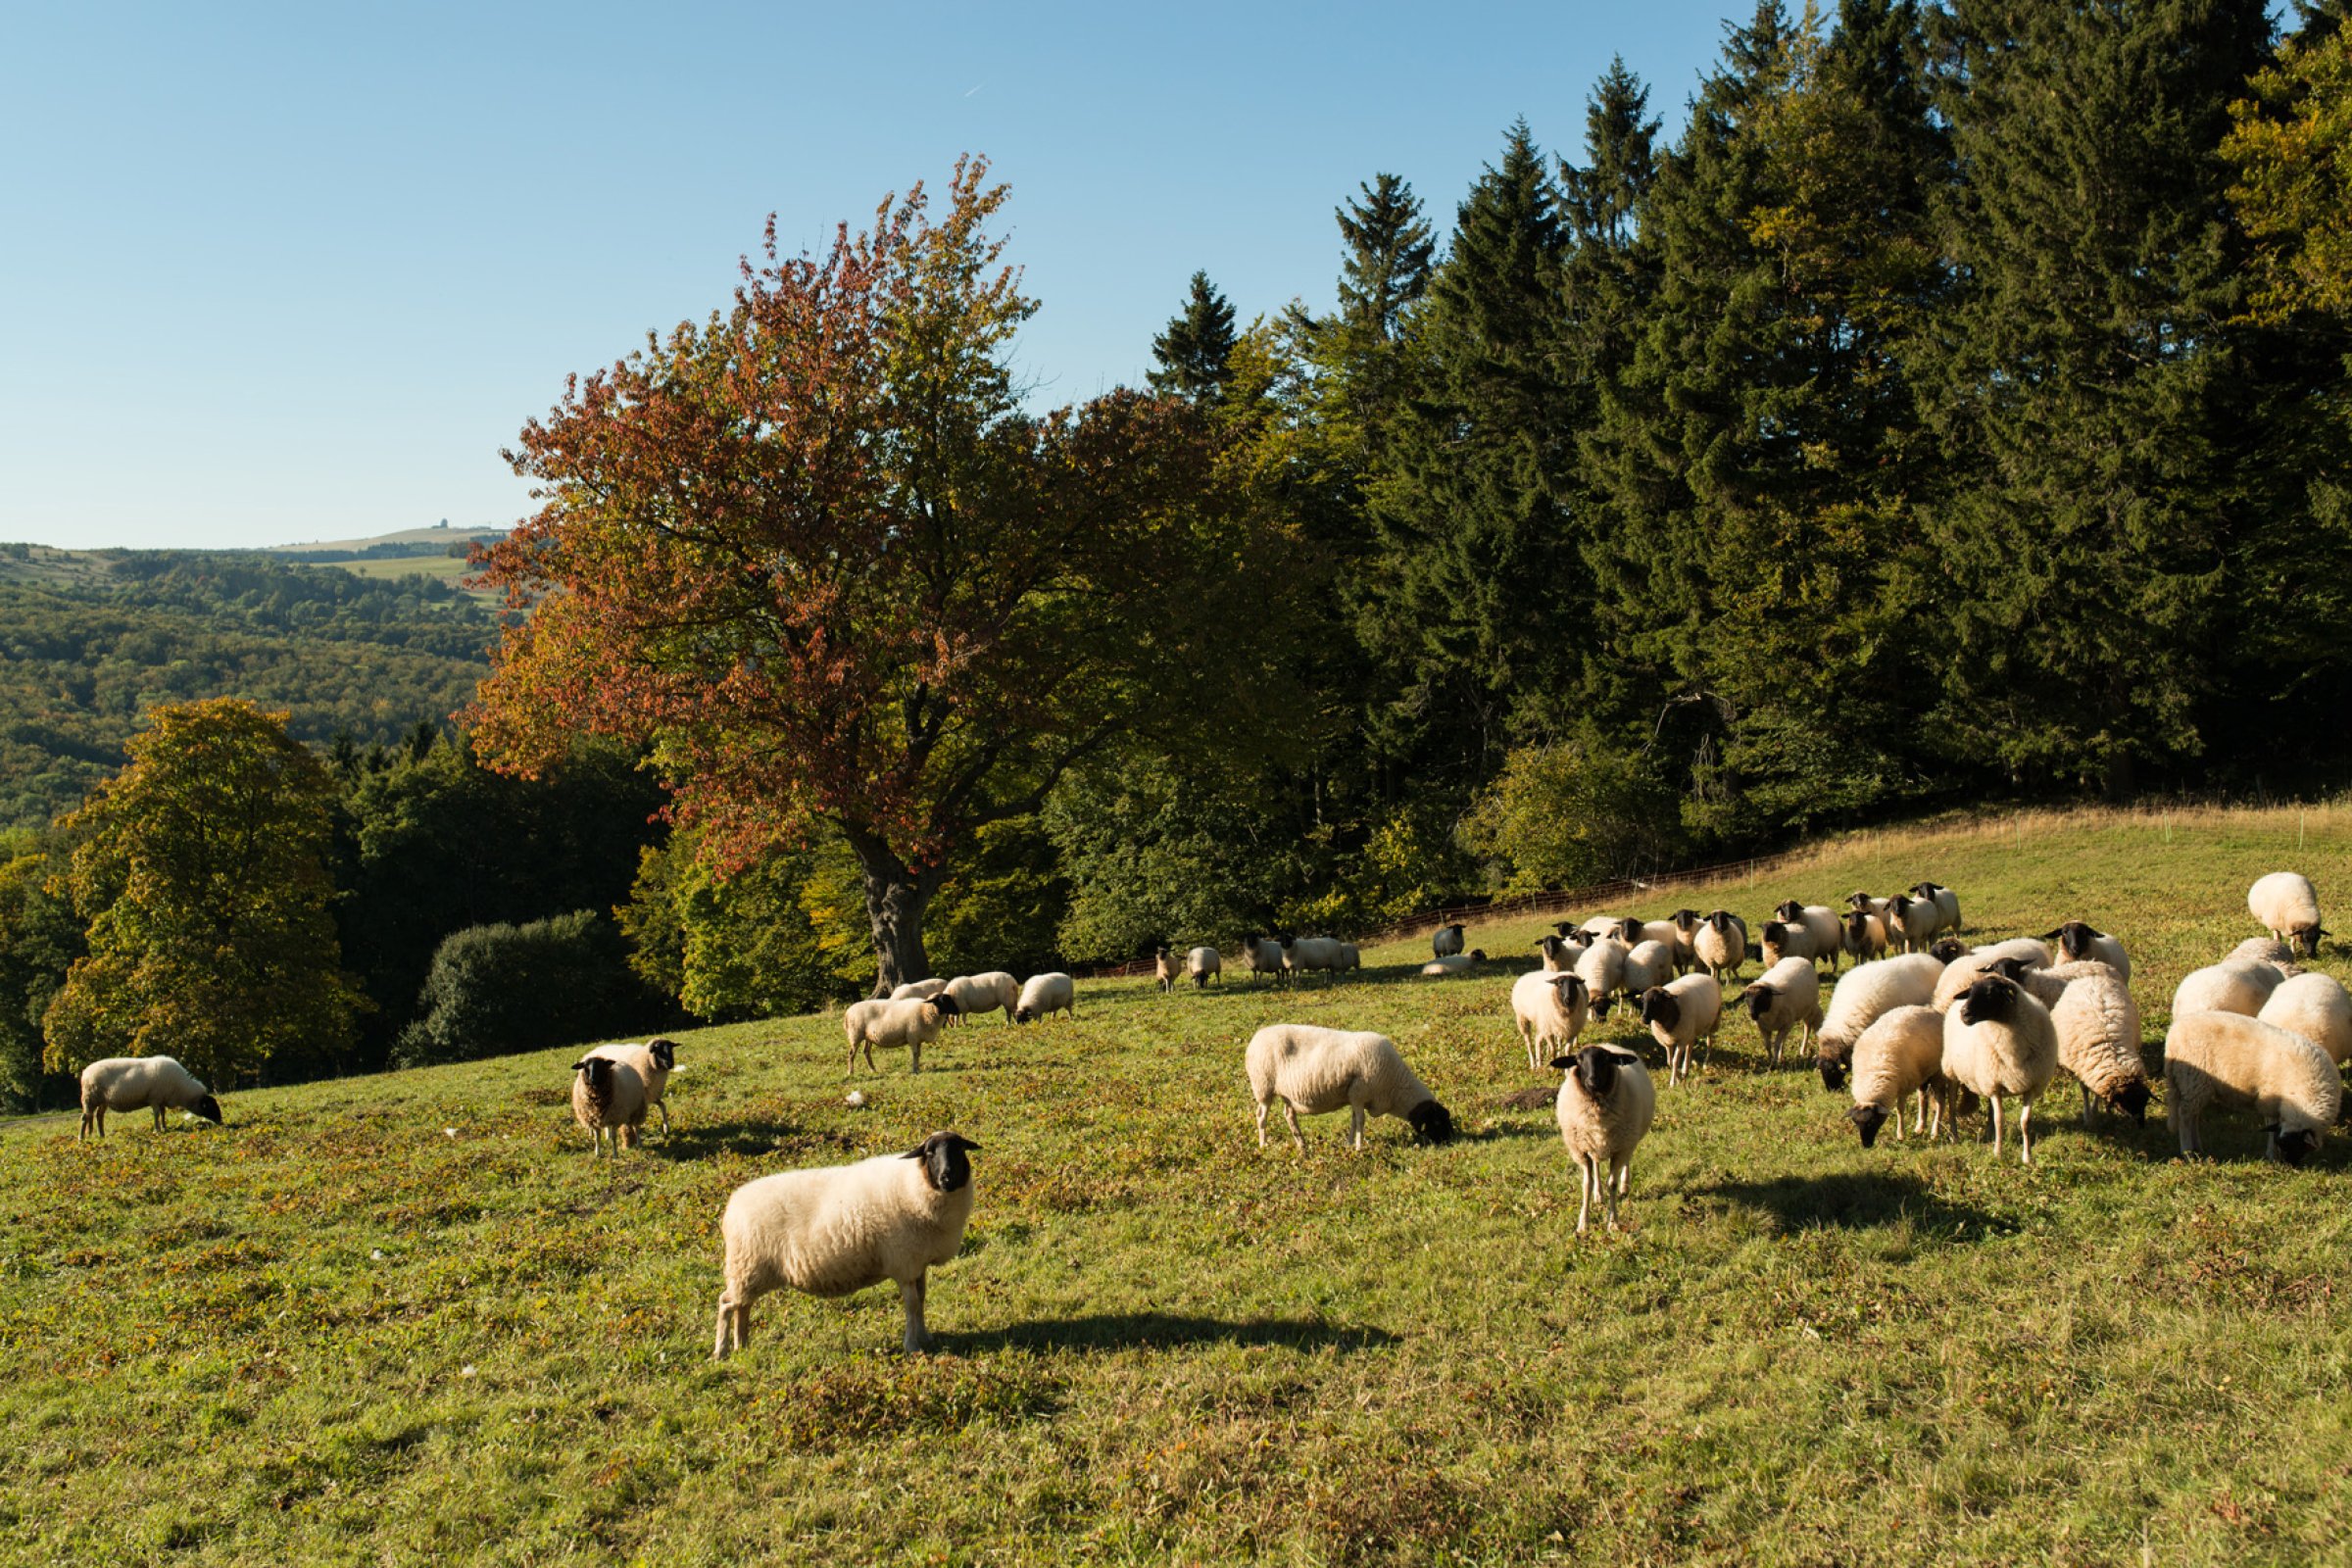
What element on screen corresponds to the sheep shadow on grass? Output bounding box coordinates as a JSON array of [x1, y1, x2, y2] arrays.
[[642, 1120, 800, 1161], [1692, 1171, 1999, 1240], [936, 1312, 1400, 1355]]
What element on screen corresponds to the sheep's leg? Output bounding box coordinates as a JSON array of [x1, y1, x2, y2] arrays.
[[656, 1100, 670, 1134], [1519, 1021, 1538, 1072], [1283, 1103, 1306, 1156], [2019, 1102, 2034, 1165], [900, 1275, 929, 1353], [1610, 1156, 1631, 1230], [910, 1040, 923, 1074], [1348, 1103, 1366, 1152], [712, 1295, 738, 1360], [1253, 1099, 1271, 1149], [153, 1104, 166, 1132], [1989, 1095, 2005, 1157], [1575, 1155, 1595, 1236]]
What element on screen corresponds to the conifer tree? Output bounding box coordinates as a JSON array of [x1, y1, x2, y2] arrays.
[[1149, 270, 1240, 405]]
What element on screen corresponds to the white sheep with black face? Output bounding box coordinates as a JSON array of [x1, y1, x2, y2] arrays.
[[572, 1054, 649, 1157], [2166, 1012, 2341, 1165], [76, 1056, 222, 1140], [1552, 1045, 1656, 1235], [2248, 871, 2325, 957], [1511, 969, 1591, 1072], [1012, 972, 1075, 1024], [1640, 974, 1723, 1088], [1245, 1025, 1455, 1152], [712, 1132, 982, 1358], [1432, 922, 1466, 960], [582, 1039, 680, 1132], [844, 994, 963, 1071], [1940, 975, 2059, 1164], [2037, 921, 2131, 980]]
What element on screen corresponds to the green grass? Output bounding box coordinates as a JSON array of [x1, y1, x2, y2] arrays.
[[8, 804, 2352, 1564]]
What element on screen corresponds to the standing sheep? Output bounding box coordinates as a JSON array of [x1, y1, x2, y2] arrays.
[[1535, 933, 1587, 973], [2173, 961, 2284, 1021], [844, 994, 962, 1072], [1845, 1005, 1948, 1146], [1246, 1025, 1455, 1152], [1551, 1045, 1656, 1235], [942, 971, 1021, 1024], [572, 1054, 649, 1157], [1884, 894, 1947, 954], [76, 1056, 223, 1139], [1816, 953, 1946, 1091], [1910, 882, 1963, 935], [2248, 871, 2326, 957], [1152, 946, 1182, 993], [1940, 975, 2059, 1163], [1432, 922, 1466, 960], [712, 1131, 982, 1358], [1240, 937, 1288, 985], [1693, 911, 1748, 982], [1640, 973, 1723, 1088], [1187, 946, 1223, 988], [1012, 973, 1076, 1024], [1760, 919, 1821, 971], [1739, 957, 1823, 1069], [2166, 1011, 2342, 1163], [582, 1039, 679, 1132], [2257, 972, 2352, 1065], [1511, 969, 1592, 1072], [1933, 941, 2055, 1012], [1576, 936, 1633, 1018], [2038, 921, 2131, 980], [1773, 901, 1845, 970], [1620, 940, 1678, 999], [2033, 963, 2150, 1125], [1842, 909, 1889, 967], [889, 978, 950, 1002]]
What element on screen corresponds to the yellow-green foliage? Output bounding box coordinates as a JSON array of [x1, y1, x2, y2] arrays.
[[7, 805, 2352, 1563]]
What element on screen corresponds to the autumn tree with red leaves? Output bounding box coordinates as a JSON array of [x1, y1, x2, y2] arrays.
[[470, 160, 1299, 992]]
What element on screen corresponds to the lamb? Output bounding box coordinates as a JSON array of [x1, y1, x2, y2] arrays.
[[2172, 960, 2283, 1021], [1693, 910, 1748, 981], [1845, 1005, 1948, 1147], [1246, 1024, 1455, 1152], [1640, 972, 1723, 1088], [2038, 921, 2131, 980], [1240, 936, 1288, 985], [1152, 945, 1183, 993], [572, 1054, 650, 1156], [1910, 881, 1963, 935], [1511, 969, 1592, 1071], [1551, 1045, 1656, 1235], [1012, 972, 1076, 1024], [1773, 901, 1845, 970], [2165, 1011, 2342, 1163], [1187, 946, 1223, 988], [2248, 871, 2326, 957], [1842, 909, 1889, 966], [2038, 963, 2150, 1125], [1620, 939, 1678, 998], [1760, 919, 1821, 970], [712, 1131, 982, 1358], [2257, 972, 2352, 1066], [942, 971, 1020, 1024], [1940, 975, 2059, 1163], [1432, 922, 1466, 960], [76, 1056, 222, 1139], [1815, 953, 1945, 1091], [844, 994, 963, 1072], [582, 1039, 679, 1132], [1576, 936, 1632, 1018], [1421, 949, 1489, 976], [889, 978, 950, 1002], [1739, 957, 1824, 1069]]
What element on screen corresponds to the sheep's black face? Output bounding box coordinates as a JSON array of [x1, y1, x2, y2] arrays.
[[1012, 1006, 1035, 1025], [575, 1057, 612, 1088], [1673, 908, 1701, 932], [647, 1039, 679, 1071], [1957, 976, 2018, 1027], [2110, 1081, 2151, 1123], [1706, 911, 1735, 934], [908, 1131, 981, 1192], [1776, 901, 1802, 921], [1818, 1057, 1847, 1093], [1552, 920, 1576, 936], [1408, 1100, 1456, 1145], [2276, 1127, 2319, 1166], [1614, 918, 1644, 945], [933, 994, 962, 1018], [1640, 989, 1677, 1029], [1468, 949, 1488, 962], [1848, 1104, 1886, 1148], [1552, 975, 1587, 1007], [1985, 956, 2034, 985], [1743, 987, 1773, 1022], [1930, 938, 1967, 963], [2296, 925, 2325, 957], [1846, 893, 1873, 911], [1574, 1047, 1620, 1097], [191, 1094, 223, 1125]]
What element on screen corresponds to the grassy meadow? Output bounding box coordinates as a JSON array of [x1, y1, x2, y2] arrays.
[[7, 805, 2352, 1564]]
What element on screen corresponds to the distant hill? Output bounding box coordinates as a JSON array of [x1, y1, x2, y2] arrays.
[[0, 543, 499, 829], [258, 522, 509, 563]]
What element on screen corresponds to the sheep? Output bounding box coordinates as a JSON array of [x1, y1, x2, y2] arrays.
[[2257, 972, 2352, 1066], [2038, 921, 2132, 981], [1932, 941, 2056, 1012], [1012, 972, 1075, 1024], [2173, 960, 2283, 1021], [1842, 909, 1888, 966], [1910, 881, 1963, 935], [1940, 975, 2059, 1163], [1640, 972, 1723, 1088], [889, 978, 950, 1002], [1187, 946, 1223, 988], [1845, 892, 1894, 920], [1845, 1005, 1948, 1146], [1280, 936, 1348, 979], [76, 1056, 222, 1139], [1760, 919, 1821, 971], [2165, 1011, 2342, 1163], [1576, 915, 1625, 940], [2037, 963, 2150, 1125], [582, 1039, 679, 1133], [1772, 901, 1845, 970], [1664, 908, 1704, 972], [712, 1131, 982, 1358], [1693, 910, 1748, 982], [1432, 922, 1466, 960], [844, 994, 962, 1072], [2229, 937, 2302, 973], [1551, 1044, 1656, 1235], [1336, 942, 1362, 973], [1883, 893, 1947, 954], [1576, 936, 1632, 1018], [1240, 936, 1288, 985], [1152, 945, 1182, 993], [1535, 933, 1588, 973], [572, 1054, 650, 1157], [1739, 957, 1824, 1069], [2248, 871, 2326, 957], [1511, 969, 1592, 1072], [1815, 953, 1945, 1091], [942, 971, 1020, 1024], [1246, 1024, 1455, 1152], [1620, 939, 1678, 998], [1421, 949, 1489, 976]]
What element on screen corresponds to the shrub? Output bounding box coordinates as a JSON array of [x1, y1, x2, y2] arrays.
[[394, 910, 664, 1066]]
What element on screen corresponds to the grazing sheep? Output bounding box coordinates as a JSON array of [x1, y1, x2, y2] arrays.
[[1760, 919, 1821, 970], [1432, 922, 1466, 960], [845, 994, 962, 1072], [2166, 1011, 2342, 1163], [1740, 957, 1824, 1069], [889, 978, 950, 1002], [1535, 933, 1588, 973], [1246, 1024, 1454, 1152], [2248, 871, 2326, 957], [1152, 946, 1183, 993], [1816, 953, 1945, 1091], [1845, 1005, 1948, 1147], [943, 971, 1021, 1023], [572, 1054, 649, 1156], [1910, 881, 1963, 935], [2039, 921, 2132, 981], [76, 1056, 222, 1140], [712, 1131, 981, 1358], [1641, 972, 1724, 1088], [1940, 976, 2059, 1163], [2173, 961, 2283, 1022], [1551, 1045, 1657, 1235], [1620, 939, 1678, 998], [2037, 964, 2150, 1125], [1842, 909, 1889, 966], [2257, 972, 2352, 1066], [1241, 936, 1288, 985], [2229, 937, 2300, 972], [1421, 949, 1489, 977], [1187, 946, 1223, 988], [1576, 936, 1633, 1018], [1511, 969, 1592, 1071], [1693, 911, 1748, 982], [583, 1039, 679, 1132], [1012, 972, 1076, 1024]]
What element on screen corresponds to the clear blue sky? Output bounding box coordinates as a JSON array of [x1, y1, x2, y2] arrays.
[[1, 1, 1742, 551]]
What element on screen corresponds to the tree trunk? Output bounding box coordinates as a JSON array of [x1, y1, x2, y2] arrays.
[[843, 827, 944, 997]]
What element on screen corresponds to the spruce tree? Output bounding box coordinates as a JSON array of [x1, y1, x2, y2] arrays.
[[1149, 270, 1240, 405]]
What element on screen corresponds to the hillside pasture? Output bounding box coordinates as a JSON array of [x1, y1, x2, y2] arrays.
[[5, 805, 2352, 1564]]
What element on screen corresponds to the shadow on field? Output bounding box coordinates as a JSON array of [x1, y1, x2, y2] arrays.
[[1694, 1171, 1997, 1237], [936, 1312, 1400, 1355], [646, 1121, 798, 1160]]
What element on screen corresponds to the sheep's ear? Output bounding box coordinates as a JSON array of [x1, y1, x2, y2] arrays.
[[1547, 1054, 1575, 1070]]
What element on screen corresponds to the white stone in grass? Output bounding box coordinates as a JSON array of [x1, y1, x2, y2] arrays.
[[845, 1090, 868, 1107], [460, 1365, 476, 1378], [443, 1127, 456, 1138], [369, 1249, 384, 1261]]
